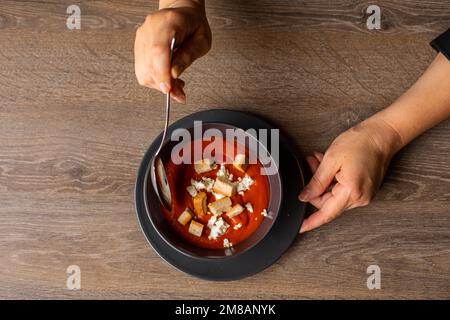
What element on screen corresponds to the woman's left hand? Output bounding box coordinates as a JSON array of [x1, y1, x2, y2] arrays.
[[299, 117, 402, 233]]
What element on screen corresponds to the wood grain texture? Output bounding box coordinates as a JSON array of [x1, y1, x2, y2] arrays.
[[0, 0, 449, 299], [1, 0, 449, 33]]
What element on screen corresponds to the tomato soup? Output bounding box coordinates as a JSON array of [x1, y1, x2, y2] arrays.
[[160, 138, 270, 249]]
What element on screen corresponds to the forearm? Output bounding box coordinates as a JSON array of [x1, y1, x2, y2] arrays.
[[159, 0, 204, 9], [373, 53, 450, 152]]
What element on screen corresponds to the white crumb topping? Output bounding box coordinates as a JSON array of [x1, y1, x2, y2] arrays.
[[207, 214, 217, 228], [245, 202, 254, 213], [202, 177, 214, 192], [190, 179, 205, 191], [233, 223, 242, 230], [216, 164, 226, 177], [190, 177, 214, 193], [223, 238, 233, 248], [261, 209, 273, 219], [207, 216, 230, 240], [237, 175, 254, 193], [186, 185, 197, 197], [217, 164, 233, 181]]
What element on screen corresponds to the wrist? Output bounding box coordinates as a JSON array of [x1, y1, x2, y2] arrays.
[[160, 0, 204, 9], [360, 115, 404, 159]]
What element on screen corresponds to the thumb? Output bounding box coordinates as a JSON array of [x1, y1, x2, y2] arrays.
[[299, 154, 339, 202], [171, 32, 211, 79]]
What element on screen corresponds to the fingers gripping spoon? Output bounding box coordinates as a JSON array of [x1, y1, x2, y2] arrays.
[[150, 36, 176, 211]]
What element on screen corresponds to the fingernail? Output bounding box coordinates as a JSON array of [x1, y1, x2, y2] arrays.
[[159, 82, 169, 94], [299, 221, 308, 234], [171, 64, 183, 79], [298, 188, 310, 202], [174, 93, 186, 104]]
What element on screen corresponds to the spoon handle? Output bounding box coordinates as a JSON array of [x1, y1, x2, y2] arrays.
[[155, 36, 176, 156]]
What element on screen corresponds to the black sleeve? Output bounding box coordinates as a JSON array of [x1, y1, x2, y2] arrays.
[[430, 28, 450, 60]]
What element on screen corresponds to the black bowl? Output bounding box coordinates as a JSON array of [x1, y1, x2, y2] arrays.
[[143, 122, 282, 258]]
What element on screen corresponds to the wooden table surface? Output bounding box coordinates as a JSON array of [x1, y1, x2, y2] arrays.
[[1, 0, 449, 299]]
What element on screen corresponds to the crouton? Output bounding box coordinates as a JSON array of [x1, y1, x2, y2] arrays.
[[193, 191, 207, 217], [188, 220, 204, 237], [208, 197, 232, 215], [212, 176, 236, 197], [226, 204, 244, 218], [194, 159, 216, 174], [177, 208, 193, 226]]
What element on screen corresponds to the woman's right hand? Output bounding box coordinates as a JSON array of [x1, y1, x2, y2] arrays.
[[134, 0, 211, 103]]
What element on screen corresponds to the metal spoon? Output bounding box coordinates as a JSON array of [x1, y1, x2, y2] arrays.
[[150, 36, 176, 211]]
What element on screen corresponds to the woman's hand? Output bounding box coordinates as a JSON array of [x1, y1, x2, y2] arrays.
[[134, 0, 211, 103], [299, 117, 403, 233]]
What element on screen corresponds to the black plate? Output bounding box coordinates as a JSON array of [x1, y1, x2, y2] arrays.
[[135, 109, 305, 281]]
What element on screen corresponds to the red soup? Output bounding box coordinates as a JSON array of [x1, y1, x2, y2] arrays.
[[160, 138, 270, 249]]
